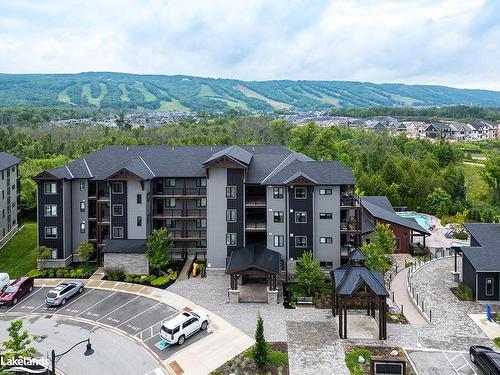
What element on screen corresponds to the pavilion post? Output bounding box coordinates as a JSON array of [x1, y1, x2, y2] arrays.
[[343, 303, 347, 339], [338, 300, 343, 338], [454, 250, 457, 273]]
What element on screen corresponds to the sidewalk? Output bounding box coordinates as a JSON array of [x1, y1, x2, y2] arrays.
[[35, 278, 254, 375], [390, 268, 428, 326]]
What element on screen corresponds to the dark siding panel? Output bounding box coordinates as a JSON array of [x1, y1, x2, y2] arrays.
[[111, 181, 127, 239], [477, 272, 500, 301], [227, 169, 244, 256], [462, 255, 477, 298], [37, 180, 64, 257], [288, 185, 313, 259]]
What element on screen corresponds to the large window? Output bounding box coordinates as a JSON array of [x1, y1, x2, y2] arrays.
[[165, 198, 176, 207], [80, 222, 86, 234], [137, 216, 142, 227], [44, 182, 57, 195], [226, 186, 236, 199], [196, 197, 206, 207], [226, 209, 237, 222], [137, 194, 142, 204], [44, 204, 57, 217], [273, 235, 284, 247], [320, 237, 333, 244], [112, 204, 124, 216], [113, 227, 124, 239], [295, 212, 307, 223], [112, 182, 123, 194], [80, 201, 85, 212], [486, 278, 494, 297], [273, 187, 284, 199], [319, 188, 332, 195], [196, 178, 207, 187], [196, 219, 207, 228], [273, 211, 284, 223], [226, 233, 237, 246], [165, 219, 176, 228], [165, 178, 176, 187], [295, 187, 307, 199], [44, 226, 58, 239], [320, 213, 332, 219], [295, 236, 307, 247]]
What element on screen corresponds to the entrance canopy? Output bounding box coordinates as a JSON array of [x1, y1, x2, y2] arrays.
[[102, 239, 147, 254]]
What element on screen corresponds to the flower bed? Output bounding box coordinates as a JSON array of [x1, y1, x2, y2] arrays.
[[344, 345, 416, 375]]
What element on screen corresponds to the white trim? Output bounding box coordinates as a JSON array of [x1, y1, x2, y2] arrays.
[[138, 156, 156, 177], [83, 158, 93, 178], [261, 153, 295, 183], [65, 165, 74, 179]]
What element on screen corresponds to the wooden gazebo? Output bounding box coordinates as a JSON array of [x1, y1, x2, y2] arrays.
[[331, 249, 389, 340]]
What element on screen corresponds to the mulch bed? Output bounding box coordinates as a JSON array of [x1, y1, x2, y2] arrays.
[[345, 345, 416, 375]]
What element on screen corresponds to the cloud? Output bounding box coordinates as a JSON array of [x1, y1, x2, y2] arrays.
[[0, 0, 499, 90]]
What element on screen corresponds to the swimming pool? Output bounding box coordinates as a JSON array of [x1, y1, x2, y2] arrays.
[[398, 212, 433, 230]]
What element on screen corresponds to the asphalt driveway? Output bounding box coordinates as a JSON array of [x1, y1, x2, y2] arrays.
[[407, 349, 481, 375], [0, 286, 210, 360]]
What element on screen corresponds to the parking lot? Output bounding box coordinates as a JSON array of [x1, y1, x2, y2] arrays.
[[407, 349, 481, 375], [0, 287, 210, 359]]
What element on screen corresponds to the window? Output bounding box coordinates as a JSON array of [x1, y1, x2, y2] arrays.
[[273, 235, 284, 247], [196, 219, 207, 228], [137, 216, 142, 227], [44, 226, 58, 239], [196, 197, 206, 207], [295, 187, 307, 199], [165, 178, 176, 187], [273, 187, 284, 199], [226, 186, 236, 199], [112, 204, 124, 216], [196, 178, 207, 187], [80, 222, 86, 233], [319, 188, 332, 195], [226, 209, 237, 222], [80, 180, 85, 191], [80, 201, 85, 212], [113, 227, 124, 239], [226, 233, 237, 246], [395, 238, 400, 250], [320, 213, 332, 219], [44, 204, 57, 217], [295, 212, 307, 223], [320, 237, 333, 244], [273, 211, 284, 223], [320, 261, 333, 268], [44, 182, 57, 195], [137, 194, 142, 204], [486, 278, 494, 297], [112, 182, 123, 194], [11, 184, 15, 191], [165, 198, 176, 207], [197, 239, 207, 248], [165, 219, 176, 228], [295, 236, 307, 247]]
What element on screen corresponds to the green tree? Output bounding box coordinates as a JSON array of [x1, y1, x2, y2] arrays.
[[1, 320, 36, 363], [33, 246, 52, 270], [253, 313, 269, 370], [294, 251, 326, 296], [426, 187, 453, 216], [146, 228, 173, 274], [481, 153, 500, 204], [370, 223, 396, 255], [77, 241, 96, 262], [361, 223, 396, 271]]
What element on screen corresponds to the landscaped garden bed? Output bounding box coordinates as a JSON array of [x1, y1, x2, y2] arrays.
[[211, 342, 289, 375], [386, 311, 408, 324], [450, 282, 474, 301], [26, 263, 98, 279], [344, 345, 416, 375]]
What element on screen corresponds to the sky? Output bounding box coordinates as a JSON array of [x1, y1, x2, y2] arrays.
[[0, 0, 499, 90]]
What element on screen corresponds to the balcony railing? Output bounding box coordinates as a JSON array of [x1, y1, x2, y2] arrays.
[[245, 221, 267, 231], [340, 194, 361, 207], [340, 221, 360, 231], [171, 231, 207, 240], [245, 198, 266, 207], [153, 187, 206, 197], [152, 209, 207, 218]]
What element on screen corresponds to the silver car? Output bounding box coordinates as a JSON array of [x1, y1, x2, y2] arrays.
[[45, 281, 84, 306]]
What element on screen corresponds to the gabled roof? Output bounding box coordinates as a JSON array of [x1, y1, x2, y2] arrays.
[[464, 223, 500, 247], [226, 244, 280, 274], [0, 152, 20, 171], [348, 248, 366, 262], [426, 122, 452, 131], [462, 246, 500, 272], [360, 196, 430, 235], [203, 145, 253, 167], [331, 262, 388, 296]]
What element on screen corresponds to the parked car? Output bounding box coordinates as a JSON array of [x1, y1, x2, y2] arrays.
[[160, 309, 209, 345], [0, 273, 10, 292], [470, 345, 500, 374], [45, 281, 84, 306], [0, 277, 34, 306]]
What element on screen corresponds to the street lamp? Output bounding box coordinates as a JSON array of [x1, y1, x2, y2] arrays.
[[51, 338, 94, 375]]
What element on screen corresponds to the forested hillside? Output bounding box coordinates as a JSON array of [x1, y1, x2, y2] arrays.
[[2, 72, 500, 111], [0, 115, 498, 222]]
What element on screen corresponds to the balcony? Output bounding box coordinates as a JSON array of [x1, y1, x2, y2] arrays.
[[245, 221, 267, 232], [153, 187, 206, 197], [171, 230, 207, 240], [245, 198, 266, 208], [152, 209, 206, 219], [340, 221, 360, 232], [340, 194, 361, 208]]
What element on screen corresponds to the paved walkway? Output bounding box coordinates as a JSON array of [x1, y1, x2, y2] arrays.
[[34, 278, 253, 375], [391, 267, 428, 326]]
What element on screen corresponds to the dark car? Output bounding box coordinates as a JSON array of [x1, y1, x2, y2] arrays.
[[470, 345, 500, 375], [0, 277, 34, 306]]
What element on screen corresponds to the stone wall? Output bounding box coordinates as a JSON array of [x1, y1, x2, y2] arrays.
[[103, 253, 149, 274]]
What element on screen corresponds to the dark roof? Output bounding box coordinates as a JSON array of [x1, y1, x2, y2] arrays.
[[426, 122, 452, 131], [331, 262, 388, 296], [348, 248, 366, 261], [0, 152, 20, 171], [102, 239, 147, 253], [203, 145, 253, 166], [361, 196, 431, 235], [465, 223, 500, 247], [226, 244, 280, 274], [462, 246, 500, 272]]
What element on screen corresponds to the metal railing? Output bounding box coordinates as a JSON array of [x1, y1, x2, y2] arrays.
[[153, 187, 206, 196], [245, 198, 266, 207], [245, 221, 267, 230], [152, 209, 206, 218]]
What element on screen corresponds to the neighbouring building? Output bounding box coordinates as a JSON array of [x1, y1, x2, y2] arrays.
[[360, 196, 430, 254], [424, 121, 453, 139], [34, 145, 361, 274], [0, 152, 21, 247], [461, 223, 500, 301]]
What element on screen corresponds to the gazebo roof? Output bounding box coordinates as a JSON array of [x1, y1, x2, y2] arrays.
[[226, 244, 280, 274], [331, 262, 388, 297], [348, 248, 366, 262]]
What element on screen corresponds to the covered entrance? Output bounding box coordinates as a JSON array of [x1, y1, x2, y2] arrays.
[[226, 244, 280, 304]]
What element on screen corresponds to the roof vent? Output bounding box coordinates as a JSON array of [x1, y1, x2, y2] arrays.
[[126, 147, 129, 151], [252, 146, 255, 152]]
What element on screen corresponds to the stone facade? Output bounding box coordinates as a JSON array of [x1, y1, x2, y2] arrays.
[[103, 253, 149, 274], [228, 289, 240, 304]]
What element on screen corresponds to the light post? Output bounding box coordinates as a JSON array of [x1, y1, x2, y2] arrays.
[[51, 338, 94, 375]]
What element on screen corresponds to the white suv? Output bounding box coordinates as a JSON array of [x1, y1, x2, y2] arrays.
[[160, 309, 209, 345]]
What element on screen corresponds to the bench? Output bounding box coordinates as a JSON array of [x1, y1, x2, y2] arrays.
[[296, 296, 314, 307]]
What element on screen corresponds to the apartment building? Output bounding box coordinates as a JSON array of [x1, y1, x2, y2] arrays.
[[0, 152, 21, 247], [34, 145, 360, 274]]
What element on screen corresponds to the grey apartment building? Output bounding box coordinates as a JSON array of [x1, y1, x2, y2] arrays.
[[34, 145, 361, 273], [0, 152, 20, 247]]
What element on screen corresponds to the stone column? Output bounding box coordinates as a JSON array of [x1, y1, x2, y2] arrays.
[[267, 288, 278, 304], [228, 289, 240, 304]]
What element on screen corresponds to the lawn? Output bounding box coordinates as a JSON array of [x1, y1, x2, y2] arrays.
[[0, 222, 37, 278]]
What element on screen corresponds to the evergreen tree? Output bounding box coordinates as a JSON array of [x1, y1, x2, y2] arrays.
[[253, 313, 269, 370]]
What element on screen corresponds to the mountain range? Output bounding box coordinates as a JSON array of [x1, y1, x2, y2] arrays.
[[1, 72, 500, 111]]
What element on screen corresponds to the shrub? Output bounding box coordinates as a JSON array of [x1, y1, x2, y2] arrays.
[[26, 269, 45, 278], [253, 313, 269, 369], [151, 276, 169, 286], [453, 231, 468, 240], [105, 267, 125, 281], [268, 351, 288, 366], [345, 348, 372, 375], [494, 337, 500, 349], [452, 282, 474, 301]]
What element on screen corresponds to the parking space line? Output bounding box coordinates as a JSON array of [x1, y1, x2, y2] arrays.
[[54, 288, 94, 314], [96, 295, 140, 322], [136, 311, 178, 341], [443, 352, 477, 375], [117, 302, 161, 328], [31, 302, 48, 312], [76, 291, 117, 317], [448, 353, 461, 362], [4, 287, 44, 312]]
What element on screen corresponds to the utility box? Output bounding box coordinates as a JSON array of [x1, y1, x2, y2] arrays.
[[370, 356, 406, 375]]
